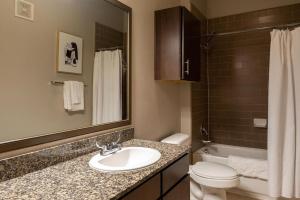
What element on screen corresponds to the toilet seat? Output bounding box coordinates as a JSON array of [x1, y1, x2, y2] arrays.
[[190, 162, 239, 189], [192, 162, 238, 180]]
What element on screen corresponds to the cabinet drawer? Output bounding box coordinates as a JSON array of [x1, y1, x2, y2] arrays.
[[163, 175, 190, 200], [121, 174, 161, 200], [162, 154, 189, 194]]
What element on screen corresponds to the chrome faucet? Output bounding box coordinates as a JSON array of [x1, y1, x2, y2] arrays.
[[96, 133, 122, 156], [200, 121, 212, 145]]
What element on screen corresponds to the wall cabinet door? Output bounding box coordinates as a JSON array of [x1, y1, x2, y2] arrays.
[[182, 8, 201, 81], [155, 7, 201, 82]]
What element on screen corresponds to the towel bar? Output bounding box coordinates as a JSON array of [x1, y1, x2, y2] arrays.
[[49, 81, 87, 87]]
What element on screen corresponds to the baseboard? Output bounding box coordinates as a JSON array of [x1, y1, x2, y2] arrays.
[[228, 188, 277, 200]]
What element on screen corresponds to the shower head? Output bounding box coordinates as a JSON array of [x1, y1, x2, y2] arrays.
[[200, 31, 216, 51]]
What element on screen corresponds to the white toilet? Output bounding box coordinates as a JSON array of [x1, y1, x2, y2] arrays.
[[161, 133, 239, 200]]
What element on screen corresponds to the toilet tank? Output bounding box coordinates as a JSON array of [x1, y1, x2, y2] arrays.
[[161, 133, 190, 145]]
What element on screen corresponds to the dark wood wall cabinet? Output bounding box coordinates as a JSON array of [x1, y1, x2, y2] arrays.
[[120, 154, 190, 200], [155, 6, 201, 82]]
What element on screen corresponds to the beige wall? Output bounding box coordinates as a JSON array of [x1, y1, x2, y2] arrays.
[[118, 0, 206, 143], [0, 0, 127, 142], [180, 84, 192, 145], [190, 0, 207, 16], [119, 0, 184, 141], [206, 0, 300, 18]]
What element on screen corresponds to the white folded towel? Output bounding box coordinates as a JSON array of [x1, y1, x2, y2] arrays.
[[63, 81, 84, 111], [228, 155, 268, 180]]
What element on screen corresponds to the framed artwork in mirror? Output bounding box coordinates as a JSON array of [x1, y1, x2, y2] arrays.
[[57, 32, 83, 74]]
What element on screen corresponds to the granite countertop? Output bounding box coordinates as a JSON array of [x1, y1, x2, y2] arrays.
[[0, 139, 190, 200]]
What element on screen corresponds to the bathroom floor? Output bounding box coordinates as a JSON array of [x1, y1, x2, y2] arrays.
[[227, 193, 257, 200]]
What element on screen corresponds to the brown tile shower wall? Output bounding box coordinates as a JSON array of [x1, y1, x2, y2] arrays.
[[191, 5, 208, 152], [208, 4, 300, 149], [95, 23, 124, 49]]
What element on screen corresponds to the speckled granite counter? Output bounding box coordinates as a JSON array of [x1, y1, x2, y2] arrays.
[[0, 139, 190, 200]]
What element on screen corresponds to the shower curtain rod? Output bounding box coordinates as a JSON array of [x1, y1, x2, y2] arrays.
[[206, 22, 300, 37], [96, 46, 123, 51]]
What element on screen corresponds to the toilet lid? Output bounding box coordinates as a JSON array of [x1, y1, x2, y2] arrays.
[[192, 162, 238, 180]]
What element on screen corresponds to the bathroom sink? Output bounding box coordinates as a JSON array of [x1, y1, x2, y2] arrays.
[[89, 147, 161, 172]]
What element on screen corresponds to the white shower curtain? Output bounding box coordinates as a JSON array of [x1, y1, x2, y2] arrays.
[[268, 28, 300, 199], [93, 50, 122, 125]]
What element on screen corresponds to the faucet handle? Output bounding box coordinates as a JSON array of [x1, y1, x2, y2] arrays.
[[96, 141, 107, 151], [112, 133, 121, 146]]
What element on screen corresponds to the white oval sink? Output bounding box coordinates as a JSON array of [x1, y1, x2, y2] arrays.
[[89, 147, 161, 172]]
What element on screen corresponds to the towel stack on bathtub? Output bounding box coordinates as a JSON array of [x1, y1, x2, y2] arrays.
[[228, 155, 268, 180]]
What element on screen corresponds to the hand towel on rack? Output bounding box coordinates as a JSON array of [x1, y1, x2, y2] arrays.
[[228, 155, 268, 180], [63, 81, 84, 111]]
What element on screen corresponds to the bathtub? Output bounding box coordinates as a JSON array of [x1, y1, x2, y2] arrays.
[[193, 143, 276, 200]]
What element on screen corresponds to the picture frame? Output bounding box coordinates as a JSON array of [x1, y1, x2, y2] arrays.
[[57, 32, 83, 74]]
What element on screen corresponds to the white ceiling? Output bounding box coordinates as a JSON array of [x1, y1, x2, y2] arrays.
[[191, 0, 300, 18]]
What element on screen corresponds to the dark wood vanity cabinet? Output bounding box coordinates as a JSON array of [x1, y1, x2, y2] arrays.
[[121, 154, 190, 200], [163, 176, 190, 200], [121, 174, 161, 200], [155, 7, 201, 82]]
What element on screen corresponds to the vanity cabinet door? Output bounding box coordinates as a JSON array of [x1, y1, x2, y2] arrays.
[[162, 154, 189, 194], [162, 175, 190, 200], [121, 174, 161, 200]]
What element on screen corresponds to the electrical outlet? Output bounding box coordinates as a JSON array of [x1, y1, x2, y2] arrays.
[[15, 0, 34, 21]]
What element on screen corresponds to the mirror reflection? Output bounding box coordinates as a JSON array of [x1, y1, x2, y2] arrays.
[[0, 0, 130, 142]]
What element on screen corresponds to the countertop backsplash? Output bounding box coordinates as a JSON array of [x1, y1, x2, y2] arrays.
[[0, 127, 134, 182]]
